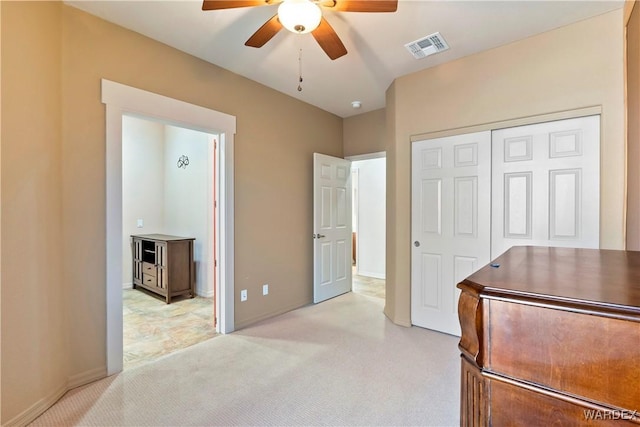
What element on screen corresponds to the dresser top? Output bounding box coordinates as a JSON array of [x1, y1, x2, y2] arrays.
[[462, 246, 640, 314], [131, 234, 195, 242]]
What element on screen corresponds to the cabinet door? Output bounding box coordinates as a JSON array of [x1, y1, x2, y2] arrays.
[[132, 238, 142, 284], [156, 242, 167, 289]]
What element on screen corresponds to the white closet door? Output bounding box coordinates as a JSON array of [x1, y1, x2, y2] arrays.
[[491, 115, 600, 259], [411, 131, 491, 336]]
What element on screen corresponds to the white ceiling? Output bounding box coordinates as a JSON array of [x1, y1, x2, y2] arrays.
[[66, 0, 623, 118]]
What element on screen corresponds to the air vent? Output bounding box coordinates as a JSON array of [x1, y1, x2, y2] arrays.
[[404, 32, 449, 59]]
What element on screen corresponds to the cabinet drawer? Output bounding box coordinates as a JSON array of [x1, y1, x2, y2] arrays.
[[142, 262, 156, 276], [142, 274, 157, 287]]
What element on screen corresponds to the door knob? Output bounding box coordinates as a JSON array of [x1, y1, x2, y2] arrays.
[[313, 234, 326, 239], [414, 241, 420, 247]]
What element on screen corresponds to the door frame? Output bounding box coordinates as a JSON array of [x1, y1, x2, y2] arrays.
[[102, 79, 236, 375], [410, 107, 602, 143]]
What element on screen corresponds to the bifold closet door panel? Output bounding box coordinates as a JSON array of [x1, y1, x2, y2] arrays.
[[410, 131, 491, 336], [491, 115, 600, 259]]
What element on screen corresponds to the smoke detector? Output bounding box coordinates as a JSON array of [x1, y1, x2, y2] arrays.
[[405, 32, 449, 59]]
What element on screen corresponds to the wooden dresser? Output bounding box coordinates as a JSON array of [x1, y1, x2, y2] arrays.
[[131, 234, 195, 304], [458, 246, 640, 426]]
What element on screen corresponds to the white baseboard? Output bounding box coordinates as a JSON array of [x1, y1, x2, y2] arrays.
[[355, 271, 386, 280], [197, 288, 214, 298], [122, 282, 133, 289], [67, 366, 108, 389], [5, 366, 108, 426]]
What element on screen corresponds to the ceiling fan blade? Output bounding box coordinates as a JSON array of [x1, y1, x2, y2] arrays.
[[202, 0, 277, 11], [320, 0, 397, 12], [312, 17, 347, 60], [245, 14, 283, 48]]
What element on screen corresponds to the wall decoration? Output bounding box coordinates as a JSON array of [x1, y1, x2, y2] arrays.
[[177, 155, 189, 169]]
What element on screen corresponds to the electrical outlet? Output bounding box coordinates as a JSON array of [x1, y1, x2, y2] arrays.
[[240, 289, 247, 302], [136, 219, 144, 228], [263, 284, 269, 296]]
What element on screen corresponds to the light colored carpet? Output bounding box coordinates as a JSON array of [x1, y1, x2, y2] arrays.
[[31, 292, 460, 426]]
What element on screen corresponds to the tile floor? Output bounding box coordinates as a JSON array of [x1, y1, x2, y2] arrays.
[[353, 271, 386, 299], [123, 272, 385, 369], [123, 289, 217, 370]]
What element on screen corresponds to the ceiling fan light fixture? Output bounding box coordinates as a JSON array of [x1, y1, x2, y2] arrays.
[[278, 0, 322, 34]]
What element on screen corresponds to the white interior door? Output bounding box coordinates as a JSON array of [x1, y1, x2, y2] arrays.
[[411, 131, 491, 336], [313, 153, 352, 303], [491, 115, 600, 258]]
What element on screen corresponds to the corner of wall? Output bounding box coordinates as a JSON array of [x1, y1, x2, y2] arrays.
[[4, 383, 67, 427], [4, 366, 107, 427], [343, 108, 387, 157]]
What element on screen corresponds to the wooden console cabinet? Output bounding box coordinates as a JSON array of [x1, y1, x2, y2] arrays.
[[131, 234, 195, 304], [458, 246, 640, 426]]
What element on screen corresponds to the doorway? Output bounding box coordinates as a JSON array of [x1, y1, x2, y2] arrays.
[[102, 79, 236, 375], [121, 115, 218, 369], [348, 153, 386, 299]]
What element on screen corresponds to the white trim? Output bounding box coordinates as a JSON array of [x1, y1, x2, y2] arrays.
[[105, 101, 124, 375], [345, 151, 386, 161], [410, 106, 602, 142], [207, 137, 215, 301], [199, 288, 215, 298], [67, 367, 108, 389], [102, 79, 236, 376], [355, 271, 386, 280], [217, 133, 235, 334]]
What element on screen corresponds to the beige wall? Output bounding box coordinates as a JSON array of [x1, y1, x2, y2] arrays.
[[626, 1, 639, 249], [385, 10, 625, 326], [1, 1, 68, 422], [384, 82, 401, 324], [343, 108, 386, 156], [2, 2, 342, 423]]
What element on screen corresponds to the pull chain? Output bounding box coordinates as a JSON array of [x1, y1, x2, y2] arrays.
[[297, 48, 303, 92]]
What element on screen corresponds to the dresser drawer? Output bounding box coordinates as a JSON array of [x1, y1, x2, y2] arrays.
[[488, 300, 640, 410], [489, 379, 639, 426], [142, 262, 156, 276], [142, 274, 157, 287]]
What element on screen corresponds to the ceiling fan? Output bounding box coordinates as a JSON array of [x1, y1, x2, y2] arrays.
[[202, 0, 398, 60]]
